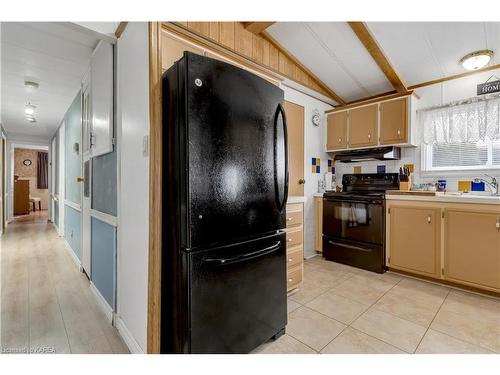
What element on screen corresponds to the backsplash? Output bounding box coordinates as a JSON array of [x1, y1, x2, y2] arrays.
[[334, 146, 500, 193]]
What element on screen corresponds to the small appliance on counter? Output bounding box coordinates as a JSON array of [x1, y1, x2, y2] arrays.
[[322, 173, 399, 273]]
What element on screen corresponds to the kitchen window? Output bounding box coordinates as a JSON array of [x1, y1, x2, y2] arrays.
[[422, 138, 500, 171], [420, 95, 500, 172]]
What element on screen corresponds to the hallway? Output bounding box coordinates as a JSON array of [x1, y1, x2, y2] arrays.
[[0, 216, 129, 354]]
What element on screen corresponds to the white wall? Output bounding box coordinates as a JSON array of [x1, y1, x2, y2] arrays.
[[283, 85, 333, 258], [335, 68, 500, 192], [116, 22, 150, 353]]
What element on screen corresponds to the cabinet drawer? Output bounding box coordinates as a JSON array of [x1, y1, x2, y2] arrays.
[[286, 210, 303, 228], [286, 228, 302, 248], [287, 266, 303, 291], [287, 247, 303, 268]]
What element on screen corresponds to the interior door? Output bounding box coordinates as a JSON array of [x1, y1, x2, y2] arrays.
[[181, 53, 286, 249], [284, 101, 305, 196], [50, 137, 57, 223], [1, 138, 5, 232], [81, 85, 92, 276]]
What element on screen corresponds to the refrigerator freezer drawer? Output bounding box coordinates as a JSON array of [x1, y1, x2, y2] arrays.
[[186, 232, 287, 353]]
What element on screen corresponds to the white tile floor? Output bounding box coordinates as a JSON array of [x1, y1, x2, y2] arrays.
[[1, 211, 129, 354], [254, 256, 500, 354]]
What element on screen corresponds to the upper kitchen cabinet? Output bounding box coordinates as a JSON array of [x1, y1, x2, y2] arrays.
[[348, 104, 378, 148], [325, 94, 416, 152], [326, 111, 348, 150], [380, 97, 408, 145], [162, 32, 204, 71]]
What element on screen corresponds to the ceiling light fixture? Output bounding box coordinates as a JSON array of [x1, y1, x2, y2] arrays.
[[25, 103, 36, 115], [24, 79, 39, 91], [460, 50, 494, 71]]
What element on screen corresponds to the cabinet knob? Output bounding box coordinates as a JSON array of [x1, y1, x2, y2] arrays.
[[338, 137, 342, 143], [288, 258, 293, 262], [368, 133, 372, 140], [287, 217, 293, 221], [287, 238, 292, 242], [288, 278, 293, 283], [496, 217, 499, 231], [427, 215, 432, 224], [298, 179, 306, 185]]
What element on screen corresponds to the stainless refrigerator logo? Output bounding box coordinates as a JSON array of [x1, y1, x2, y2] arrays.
[[195, 78, 203, 87], [477, 79, 500, 95]]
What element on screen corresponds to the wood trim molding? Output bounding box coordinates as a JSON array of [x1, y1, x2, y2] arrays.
[[326, 91, 413, 113], [262, 31, 347, 105], [114, 22, 128, 38], [165, 22, 343, 105], [242, 22, 275, 34], [147, 21, 163, 355], [408, 63, 500, 90], [348, 22, 407, 94]]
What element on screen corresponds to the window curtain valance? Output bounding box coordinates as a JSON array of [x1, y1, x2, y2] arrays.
[[419, 94, 500, 145]]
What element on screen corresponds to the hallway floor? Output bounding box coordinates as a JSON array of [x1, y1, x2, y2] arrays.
[[1, 213, 129, 354], [254, 256, 500, 354]]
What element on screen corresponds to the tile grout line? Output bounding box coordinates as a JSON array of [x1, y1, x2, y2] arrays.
[[412, 288, 451, 354]]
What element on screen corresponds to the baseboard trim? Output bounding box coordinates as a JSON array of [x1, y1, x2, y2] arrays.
[[63, 239, 82, 271], [114, 316, 144, 354], [89, 282, 114, 322]]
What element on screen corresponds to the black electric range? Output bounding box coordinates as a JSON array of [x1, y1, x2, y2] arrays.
[[322, 173, 399, 273]]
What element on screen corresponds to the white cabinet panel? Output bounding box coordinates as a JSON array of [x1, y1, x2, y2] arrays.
[[91, 41, 114, 157]]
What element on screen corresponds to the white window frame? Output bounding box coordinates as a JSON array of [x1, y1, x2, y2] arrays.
[[421, 139, 500, 174]]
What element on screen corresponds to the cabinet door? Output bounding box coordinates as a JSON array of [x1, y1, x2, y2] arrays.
[[445, 210, 500, 291], [380, 98, 407, 145], [389, 206, 441, 278], [284, 101, 305, 197], [326, 111, 348, 150], [314, 197, 323, 252], [90, 41, 114, 157], [348, 104, 378, 148]]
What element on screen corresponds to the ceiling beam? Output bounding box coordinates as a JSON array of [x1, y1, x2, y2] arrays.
[[114, 22, 128, 38], [408, 63, 500, 90], [262, 31, 347, 105], [242, 22, 276, 34], [348, 22, 408, 94]]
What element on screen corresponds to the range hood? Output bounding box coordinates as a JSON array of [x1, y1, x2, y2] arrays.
[[333, 146, 401, 163]]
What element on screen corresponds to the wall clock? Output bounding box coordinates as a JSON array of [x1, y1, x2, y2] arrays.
[[312, 109, 321, 127], [23, 159, 32, 166]]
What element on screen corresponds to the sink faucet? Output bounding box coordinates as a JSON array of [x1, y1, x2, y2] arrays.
[[474, 175, 499, 196]]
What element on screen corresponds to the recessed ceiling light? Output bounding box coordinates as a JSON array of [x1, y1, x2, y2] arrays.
[[24, 80, 39, 91], [460, 50, 494, 71], [25, 103, 36, 115]]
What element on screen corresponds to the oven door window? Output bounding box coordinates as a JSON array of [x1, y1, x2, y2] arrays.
[[323, 200, 383, 245]]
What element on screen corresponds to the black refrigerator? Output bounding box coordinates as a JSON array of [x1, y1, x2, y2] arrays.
[[161, 52, 289, 354]]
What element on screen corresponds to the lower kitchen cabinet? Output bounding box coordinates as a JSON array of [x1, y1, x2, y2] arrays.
[[387, 200, 500, 294], [286, 203, 304, 292], [445, 209, 500, 291], [388, 206, 441, 278], [314, 196, 323, 253]]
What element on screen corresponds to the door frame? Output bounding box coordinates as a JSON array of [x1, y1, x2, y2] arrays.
[[49, 137, 57, 223], [81, 75, 92, 277], [58, 123, 66, 236], [1, 135, 6, 234]]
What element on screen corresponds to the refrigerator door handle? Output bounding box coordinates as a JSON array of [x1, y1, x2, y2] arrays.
[[203, 241, 281, 266], [274, 103, 289, 212]]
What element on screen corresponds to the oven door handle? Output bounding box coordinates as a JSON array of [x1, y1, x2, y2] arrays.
[[327, 240, 373, 252], [324, 199, 381, 205]]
